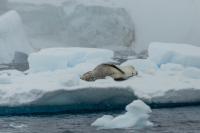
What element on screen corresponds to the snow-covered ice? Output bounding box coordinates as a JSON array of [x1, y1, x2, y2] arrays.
[[0, 10, 33, 64], [0, 43, 199, 115], [149, 42, 200, 68], [122, 59, 158, 75], [92, 100, 153, 129], [0, 0, 199, 116], [28, 47, 114, 72]]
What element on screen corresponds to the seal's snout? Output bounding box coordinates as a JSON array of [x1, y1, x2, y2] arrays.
[[119, 65, 138, 78], [134, 71, 138, 76], [80, 75, 84, 80], [80, 71, 95, 81]]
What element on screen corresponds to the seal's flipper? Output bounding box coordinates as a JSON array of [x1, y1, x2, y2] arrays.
[[114, 77, 126, 81]]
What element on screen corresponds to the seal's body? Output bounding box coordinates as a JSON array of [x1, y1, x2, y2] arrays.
[[80, 64, 137, 81]]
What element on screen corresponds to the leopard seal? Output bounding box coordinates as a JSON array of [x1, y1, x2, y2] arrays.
[[80, 64, 138, 81]]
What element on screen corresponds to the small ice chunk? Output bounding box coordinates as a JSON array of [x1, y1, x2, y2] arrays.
[[92, 100, 153, 129], [92, 115, 114, 128], [9, 123, 27, 129]]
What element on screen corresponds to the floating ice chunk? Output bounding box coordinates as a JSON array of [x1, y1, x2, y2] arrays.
[[92, 100, 153, 129], [91, 115, 114, 128], [122, 59, 158, 75], [28, 47, 114, 72], [148, 42, 200, 68], [9, 123, 27, 129]]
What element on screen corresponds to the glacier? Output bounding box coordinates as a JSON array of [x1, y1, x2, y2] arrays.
[[0, 43, 199, 115]]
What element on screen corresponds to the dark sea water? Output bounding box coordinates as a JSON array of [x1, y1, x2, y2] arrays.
[[0, 106, 200, 133]]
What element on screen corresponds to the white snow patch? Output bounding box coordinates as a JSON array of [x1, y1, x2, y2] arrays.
[[122, 59, 158, 75], [160, 63, 184, 72], [92, 100, 153, 129], [0, 45, 199, 109]]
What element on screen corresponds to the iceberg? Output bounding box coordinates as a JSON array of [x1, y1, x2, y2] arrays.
[[8, 0, 135, 52], [6, 0, 200, 52], [92, 100, 153, 129], [0, 43, 199, 115], [0, 10, 33, 64]]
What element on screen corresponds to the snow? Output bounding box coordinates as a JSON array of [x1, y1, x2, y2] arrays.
[[0, 43, 199, 113], [0, 0, 199, 115], [122, 59, 158, 75], [148, 42, 200, 68], [28, 47, 114, 72], [0, 10, 33, 64], [92, 100, 153, 129], [183, 67, 200, 79], [160, 63, 184, 72]]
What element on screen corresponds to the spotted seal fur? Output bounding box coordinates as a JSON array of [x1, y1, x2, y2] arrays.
[[80, 64, 138, 81]]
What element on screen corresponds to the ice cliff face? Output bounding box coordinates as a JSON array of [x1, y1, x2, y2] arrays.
[[1, 0, 200, 63], [8, 0, 135, 52], [61, 5, 134, 50], [5, 0, 200, 53]]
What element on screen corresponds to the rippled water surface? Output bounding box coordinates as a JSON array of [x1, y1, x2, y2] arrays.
[[0, 106, 200, 133]]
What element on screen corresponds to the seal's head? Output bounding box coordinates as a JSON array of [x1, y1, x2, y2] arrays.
[[120, 65, 138, 78], [80, 71, 96, 81]]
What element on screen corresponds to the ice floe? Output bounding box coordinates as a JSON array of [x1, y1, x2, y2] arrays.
[[0, 43, 199, 115], [92, 100, 153, 129]]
